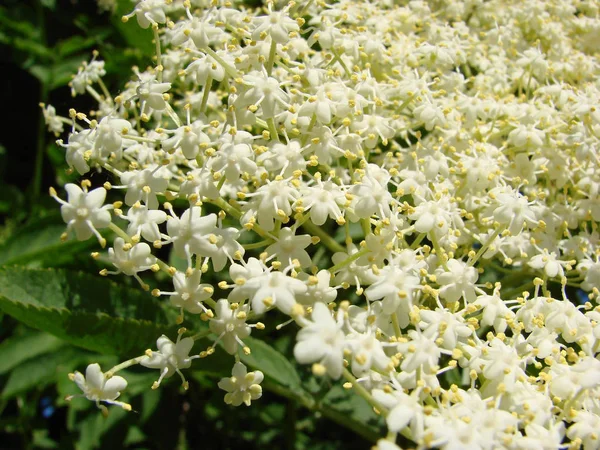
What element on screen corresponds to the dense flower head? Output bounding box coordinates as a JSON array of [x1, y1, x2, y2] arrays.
[[47, 0, 600, 448]]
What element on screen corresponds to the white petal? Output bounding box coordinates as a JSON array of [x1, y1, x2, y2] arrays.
[[86, 187, 107, 209], [85, 364, 104, 390], [103, 376, 127, 400], [386, 405, 414, 432], [294, 338, 326, 364]]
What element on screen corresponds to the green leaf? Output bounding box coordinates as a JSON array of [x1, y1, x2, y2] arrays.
[[0, 213, 97, 267], [12, 36, 52, 59], [239, 336, 304, 394], [320, 384, 383, 434], [0, 331, 64, 375], [1, 346, 90, 399], [39, 0, 56, 10], [0, 267, 173, 355], [56, 35, 107, 58], [113, 0, 153, 55], [32, 429, 59, 449], [48, 58, 85, 90], [0, 7, 39, 38]]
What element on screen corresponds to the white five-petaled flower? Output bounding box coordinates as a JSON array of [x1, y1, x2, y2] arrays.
[[294, 302, 346, 379], [68, 363, 130, 412], [51, 184, 111, 245], [107, 237, 157, 286], [209, 299, 251, 354], [218, 362, 263, 406], [141, 334, 199, 389]]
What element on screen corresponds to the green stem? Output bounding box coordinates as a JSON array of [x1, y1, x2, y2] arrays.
[[107, 355, 147, 375], [410, 233, 426, 250], [301, 221, 345, 253], [430, 232, 449, 271], [243, 239, 274, 250], [204, 47, 239, 79], [502, 281, 534, 299], [97, 78, 113, 104], [152, 26, 163, 82], [329, 247, 369, 273], [391, 313, 402, 338], [300, 113, 317, 146], [266, 38, 277, 76], [200, 76, 212, 114], [261, 380, 381, 443], [468, 226, 503, 267], [267, 117, 280, 142]]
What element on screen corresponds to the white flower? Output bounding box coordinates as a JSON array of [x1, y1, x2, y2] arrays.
[[240, 179, 299, 232], [237, 71, 290, 119], [210, 131, 258, 182], [295, 270, 337, 306], [294, 302, 346, 379], [162, 122, 211, 160], [372, 388, 422, 434], [244, 270, 306, 315], [346, 330, 390, 376], [135, 72, 171, 114], [107, 237, 156, 285], [141, 334, 199, 389], [365, 263, 421, 316], [218, 362, 263, 406], [123, 203, 167, 242], [59, 130, 94, 175], [264, 227, 313, 268], [165, 207, 218, 267], [209, 299, 251, 354], [51, 184, 111, 244], [527, 250, 566, 279], [396, 330, 440, 373], [167, 270, 213, 315], [436, 259, 479, 305], [41, 104, 64, 136], [120, 165, 169, 210], [295, 179, 346, 226], [567, 411, 600, 450], [489, 188, 538, 236], [70, 58, 106, 96], [93, 117, 132, 161], [548, 357, 600, 400], [251, 6, 299, 44], [126, 0, 166, 29], [68, 363, 130, 411]]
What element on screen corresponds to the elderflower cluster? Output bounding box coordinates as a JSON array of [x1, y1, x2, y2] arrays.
[[45, 0, 600, 448]]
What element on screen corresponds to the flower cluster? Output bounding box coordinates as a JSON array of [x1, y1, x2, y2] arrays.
[[47, 0, 600, 448]]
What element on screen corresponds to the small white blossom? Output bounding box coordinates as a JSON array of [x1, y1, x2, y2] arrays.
[[218, 362, 263, 406], [68, 364, 130, 411], [51, 184, 111, 245], [141, 334, 199, 389], [294, 302, 346, 379]]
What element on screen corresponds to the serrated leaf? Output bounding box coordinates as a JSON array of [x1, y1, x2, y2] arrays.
[[0, 331, 64, 375], [0, 267, 173, 355], [239, 336, 304, 394], [0, 213, 98, 267], [1, 346, 90, 399]]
